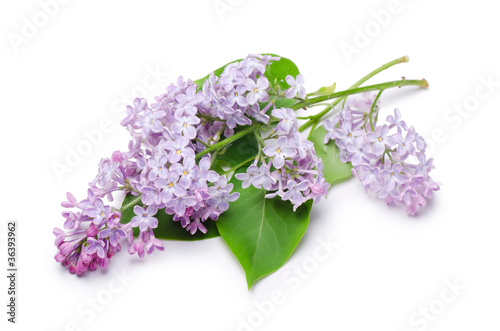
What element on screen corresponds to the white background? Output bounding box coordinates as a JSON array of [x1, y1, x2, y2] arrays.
[[1, 0, 499, 330]]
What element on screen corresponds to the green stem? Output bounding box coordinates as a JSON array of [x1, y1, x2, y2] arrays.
[[346, 55, 409, 91], [195, 125, 257, 160], [297, 78, 428, 132], [307, 121, 319, 140], [268, 91, 304, 102], [297, 55, 414, 132], [194, 138, 210, 148], [254, 129, 266, 162], [222, 156, 256, 175], [369, 90, 384, 131], [294, 79, 426, 111]]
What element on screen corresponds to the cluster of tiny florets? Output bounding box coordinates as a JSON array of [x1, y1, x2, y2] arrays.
[[324, 93, 440, 215], [54, 54, 327, 274]]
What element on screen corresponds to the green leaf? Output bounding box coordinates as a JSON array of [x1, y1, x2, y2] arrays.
[[216, 174, 312, 289], [310, 82, 336, 96], [264, 56, 299, 91], [308, 126, 353, 186], [120, 194, 220, 241], [264, 56, 301, 108]]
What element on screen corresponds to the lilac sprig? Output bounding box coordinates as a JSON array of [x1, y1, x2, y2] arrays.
[[323, 93, 440, 215], [54, 54, 435, 277], [54, 54, 295, 274], [54, 190, 132, 274]]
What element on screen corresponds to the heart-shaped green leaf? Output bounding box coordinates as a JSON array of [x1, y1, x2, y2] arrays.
[[216, 174, 312, 289]]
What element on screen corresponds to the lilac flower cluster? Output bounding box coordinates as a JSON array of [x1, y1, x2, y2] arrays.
[[53, 52, 438, 279], [323, 93, 439, 215], [55, 54, 316, 274], [54, 189, 130, 274], [236, 107, 329, 211]]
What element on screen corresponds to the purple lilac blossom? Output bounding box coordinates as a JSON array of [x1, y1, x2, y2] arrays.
[[54, 54, 322, 275], [284, 74, 306, 98], [235, 164, 260, 189], [323, 93, 440, 215], [98, 225, 127, 247], [272, 108, 297, 134], [245, 77, 269, 104], [234, 105, 329, 211], [130, 205, 159, 232], [262, 137, 297, 169]]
